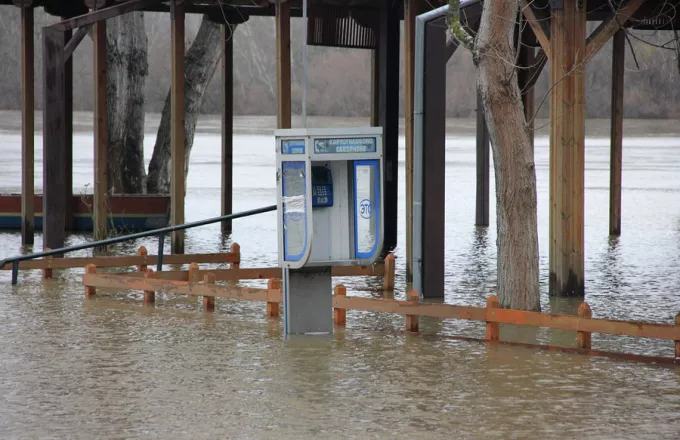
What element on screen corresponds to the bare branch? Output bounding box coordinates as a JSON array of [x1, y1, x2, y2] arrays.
[[447, 0, 475, 51]]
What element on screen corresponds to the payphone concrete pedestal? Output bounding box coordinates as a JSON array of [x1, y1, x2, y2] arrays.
[[276, 127, 384, 335]]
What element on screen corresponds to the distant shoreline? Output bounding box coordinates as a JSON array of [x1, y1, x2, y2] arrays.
[[0, 110, 678, 138]]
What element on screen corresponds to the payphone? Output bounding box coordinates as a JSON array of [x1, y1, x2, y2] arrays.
[[276, 127, 384, 335]]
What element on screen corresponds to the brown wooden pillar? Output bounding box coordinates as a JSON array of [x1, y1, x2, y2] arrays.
[[21, 6, 34, 245], [609, 30, 625, 236], [221, 24, 234, 234], [276, 0, 291, 129], [93, 19, 108, 240], [64, 26, 74, 230], [170, 0, 186, 253], [475, 91, 490, 227], [42, 27, 66, 250], [549, 0, 586, 297], [404, 0, 425, 280], [518, 45, 535, 149]]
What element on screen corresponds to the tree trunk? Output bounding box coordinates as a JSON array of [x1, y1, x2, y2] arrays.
[[106, 12, 148, 194], [146, 15, 227, 194], [474, 0, 540, 310]]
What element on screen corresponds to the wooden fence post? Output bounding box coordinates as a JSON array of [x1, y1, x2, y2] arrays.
[[383, 253, 395, 291], [230, 242, 240, 270], [42, 247, 53, 280], [267, 278, 281, 318], [675, 312, 679, 359], [485, 295, 500, 341], [188, 262, 200, 283], [85, 264, 96, 297], [137, 246, 148, 272], [405, 289, 420, 332], [577, 302, 592, 349], [334, 284, 347, 326], [203, 273, 216, 312], [144, 268, 155, 305]]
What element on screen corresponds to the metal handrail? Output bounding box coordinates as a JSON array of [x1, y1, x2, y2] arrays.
[[1, 205, 277, 285]]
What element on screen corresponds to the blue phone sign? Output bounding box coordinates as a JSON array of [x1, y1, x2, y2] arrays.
[[359, 199, 372, 219]]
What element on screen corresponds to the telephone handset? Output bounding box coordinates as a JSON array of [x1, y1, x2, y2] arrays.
[[311, 166, 333, 207]]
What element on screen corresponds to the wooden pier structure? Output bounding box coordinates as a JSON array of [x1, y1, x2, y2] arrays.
[[3, 0, 680, 299]]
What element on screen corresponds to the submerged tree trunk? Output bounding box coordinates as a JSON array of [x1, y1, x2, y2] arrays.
[[450, 0, 540, 311], [146, 16, 228, 194], [106, 12, 148, 194]]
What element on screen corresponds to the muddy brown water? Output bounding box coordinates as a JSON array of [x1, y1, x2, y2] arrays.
[[0, 113, 678, 438]]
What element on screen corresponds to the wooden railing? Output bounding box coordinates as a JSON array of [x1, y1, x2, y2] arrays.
[[81, 270, 680, 364]]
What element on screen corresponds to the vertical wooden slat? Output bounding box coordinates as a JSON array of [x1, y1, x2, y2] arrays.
[[276, 0, 291, 129], [577, 302, 592, 349], [171, 0, 186, 253], [221, 24, 234, 234], [485, 295, 500, 341], [64, 26, 74, 230], [93, 20, 108, 241], [549, 0, 586, 297], [475, 91, 490, 227], [518, 45, 535, 150], [21, 6, 34, 246], [609, 30, 625, 236], [42, 27, 66, 251]]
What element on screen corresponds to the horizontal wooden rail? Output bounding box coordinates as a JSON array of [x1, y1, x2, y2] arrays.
[[1, 252, 238, 271]]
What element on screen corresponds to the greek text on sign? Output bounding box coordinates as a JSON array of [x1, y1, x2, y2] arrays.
[[314, 137, 377, 154]]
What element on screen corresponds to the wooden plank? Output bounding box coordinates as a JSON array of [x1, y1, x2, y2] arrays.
[[549, 0, 586, 297], [525, 48, 547, 91], [475, 91, 490, 226], [93, 19, 108, 240], [518, 45, 535, 149], [221, 24, 234, 234], [63, 25, 91, 61], [520, 0, 551, 59], [42, 27, 66, 251], [1, 252, 238, 270], [51, 0, 163, 32], [609, 30, 625, 236], [20, 6, 34, 246], [486, 308, 680, 341], [585, 0, 648, 61], [170, 0, 185, 254], [83, 273, 284, 303], [334, 296, 487, 322], [276, 0, 291, 129]]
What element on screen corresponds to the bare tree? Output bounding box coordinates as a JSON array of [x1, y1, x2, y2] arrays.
[[449, 0, 540, 311]]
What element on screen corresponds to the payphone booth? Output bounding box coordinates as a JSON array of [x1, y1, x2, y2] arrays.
[[275, 127, 384, 335]]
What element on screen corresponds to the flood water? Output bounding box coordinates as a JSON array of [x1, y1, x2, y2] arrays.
[[0, 111, 679, 438]]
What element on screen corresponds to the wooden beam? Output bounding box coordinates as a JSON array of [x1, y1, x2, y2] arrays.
[[64, 25, 91, 61], [221, 24, 234, 234], [609, 30, 625, 236], [518, 45, 536, 148], [42, 27, 66, 250], [524, 48, 547, 92], [93, 20, 108, 240], [549, 0, 586, 297], [50, 0, 163, 32], [276, 0, 291, 129], [585, 0, 647, 61], [64, 26, 74, 231], [170, 0, 185, 253], [520, 0, 551, 59], [404, 0, 425, 281], [20, 6, 34, 245], [475, 91, 490, 226]]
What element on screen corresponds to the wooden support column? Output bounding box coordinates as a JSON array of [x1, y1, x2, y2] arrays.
[[221, 24, 234, 234], [549, 0, 586, 297], [170, 0, 185, 253], [93, 20, 108, 241], [64, 26, 73, 230], [404, 0, 424, 280], [518, 45, 535, 149], [276, 0, 291, 129], [609, 30, 625, 236], [378, 0, 400, 254], [475, 91, 490, 227], [420, 16, 447, 298], [42, 27, 66, 250], [20, 6, 34, 245]]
